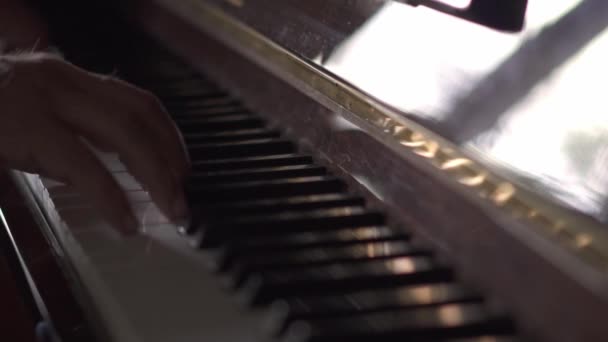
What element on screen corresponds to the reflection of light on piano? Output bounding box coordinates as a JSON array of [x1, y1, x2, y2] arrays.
[[477, 337, 502, 342], [400, 285, 436, 304], [437, 305, 466, 326], [322, 0, 581, 118], [491, 182, 516, 206], [350, 227, 383, 240], [387, 257, 418, 274], [396, 126, 441, 158], [325, 207, 355, 216], [458, 172, 486, 187], [413, 140, 440, 158], [433, 0, 471, 9], [399, 131, 427, 147], [575, 234, 593, 249], [478, 10, 608, 220], [353, 174, 386, 202], [441, 158, 472, 169], [330, 113, 364, 131], [400, 140, 426, 148], [366, 242, 392, 258]]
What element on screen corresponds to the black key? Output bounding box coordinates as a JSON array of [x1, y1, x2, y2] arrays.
[[171, 101, 244, 110], [233, 240, 426, 271], [185, 194, 365, 236], [281, 303, 514, 342], [188, 139, 295, 160], [184, 129, 281, 144], [213, 224, 397, 270], [158, 85, 223, 98], [159, 78, 216, 88], [165, 96, 237, 110], [159, 86, 225, 98], [187, 176, 345, 203], [191, 165, 328, 184], [132, 73, 204, 85], [202, 194, 365, 217], [230, 240, 429, 286], [175, 111, 253, 122], [268, 283, 481, 334], [179, 116, 265, 134], [152, 82, 219, 95], [161, 92, 229, 103], [440, 337, 520, 342], [131, 71, 203, 84], [241, 256, 452, 305], [193, 154, 313, 172], [216, 226, 408, 269], [197, 208, 384, 246], [225, 226, 408, 253]]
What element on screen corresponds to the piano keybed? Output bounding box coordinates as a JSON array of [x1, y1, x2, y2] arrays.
[[31, 42, 521, 341]]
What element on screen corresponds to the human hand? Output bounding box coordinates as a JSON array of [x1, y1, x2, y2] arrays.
[[0, 52, 190, 234]]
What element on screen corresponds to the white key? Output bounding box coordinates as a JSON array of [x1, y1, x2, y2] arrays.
[[26, 170, 276, 342]]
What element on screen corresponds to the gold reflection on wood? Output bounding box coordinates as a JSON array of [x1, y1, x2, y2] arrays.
[[576, 234, 593, 249], [413, 140, 440, 158], [441, 158, 473, 170], [458, 172, 487, 187], [491, 183, 516, 206], [175, 0, 608, 272], [399, 131, 426, 147], [391, 125, 407, 135]]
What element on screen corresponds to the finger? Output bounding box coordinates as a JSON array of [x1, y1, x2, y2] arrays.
[[100, 76, 189, 169], [49, 83, 188, 222], [32, 121, 138, 235], [116, 83, 191, 179], [45, 59, 189, 178]]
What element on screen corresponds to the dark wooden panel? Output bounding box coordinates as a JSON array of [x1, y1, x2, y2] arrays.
[[0, 243, 37, 342], [0, 171, 96, 342]]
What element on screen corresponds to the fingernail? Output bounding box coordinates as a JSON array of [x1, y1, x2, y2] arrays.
[[122, 214, 139, 236]]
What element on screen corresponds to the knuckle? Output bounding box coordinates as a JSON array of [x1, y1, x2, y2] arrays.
[[98, 74, 120, 85], [37, 53, 65, 69]]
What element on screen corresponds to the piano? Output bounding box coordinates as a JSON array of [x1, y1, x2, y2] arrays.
[[1, 0, 608, 341]]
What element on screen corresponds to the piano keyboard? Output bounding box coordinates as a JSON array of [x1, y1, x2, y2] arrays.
[[26, 46, 521, 342]]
